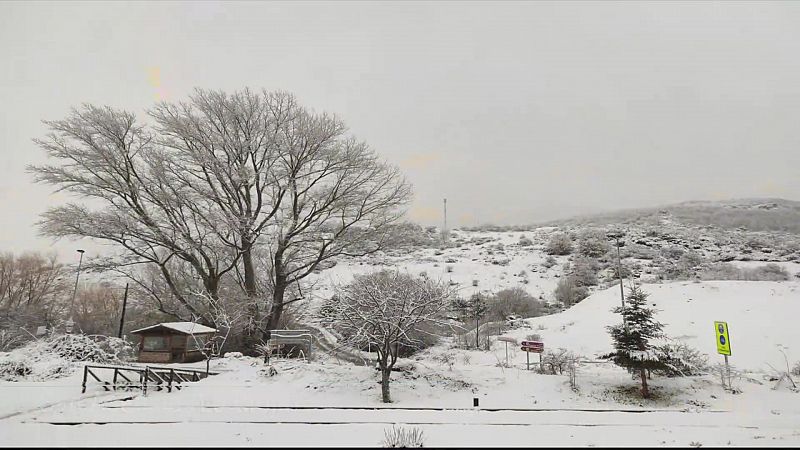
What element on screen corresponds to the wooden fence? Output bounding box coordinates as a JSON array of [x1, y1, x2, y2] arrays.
[[81, 364, 217, 394]]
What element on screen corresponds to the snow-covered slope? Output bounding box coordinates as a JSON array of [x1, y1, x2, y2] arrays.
[[512, 281, 799, 371]]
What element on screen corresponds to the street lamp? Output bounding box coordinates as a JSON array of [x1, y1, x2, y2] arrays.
[[68, 249, 85, 333], [607, 231, 627, 329]]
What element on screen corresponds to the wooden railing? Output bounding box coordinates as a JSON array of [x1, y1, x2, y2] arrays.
[[81, 364, 217, 394]]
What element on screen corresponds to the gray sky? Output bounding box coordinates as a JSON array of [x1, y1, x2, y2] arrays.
[[2, 1, 800, 260]]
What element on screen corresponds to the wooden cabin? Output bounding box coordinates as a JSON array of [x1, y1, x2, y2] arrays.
[[130, 322, 218, 363]]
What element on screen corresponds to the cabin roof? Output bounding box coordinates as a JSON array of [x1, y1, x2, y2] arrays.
[[130, 321, 218, 335]]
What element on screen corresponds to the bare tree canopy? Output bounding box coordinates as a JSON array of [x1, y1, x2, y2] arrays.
[[328, 270, 453, 403], [29, 89, 412, 346]]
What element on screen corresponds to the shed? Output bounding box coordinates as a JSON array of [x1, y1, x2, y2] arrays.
[[130, 322, 218, 363]]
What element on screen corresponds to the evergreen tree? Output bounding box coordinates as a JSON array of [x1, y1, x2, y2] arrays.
[[603, 285, 669, 398], [452, 293, 489, 349]]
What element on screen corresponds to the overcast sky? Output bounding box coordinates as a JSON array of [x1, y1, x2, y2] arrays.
[[2, 1, 800, 261]]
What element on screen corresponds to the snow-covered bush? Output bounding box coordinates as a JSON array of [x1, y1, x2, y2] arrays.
[[0, 330, 26, 352], [569, 256, 600, 287], [0, 334, 134, 381], [518, 236, 533, 247], [577, 231, 610, 258], [553, 276, 588, 307], [546, 233, 573, 255], [654, 341, 709, 377], [381, 425, 425, 448], [486, 287, 544, 322], [540, 348, 575, 375], [792, 361, 800, 377], [700, 263, 790, 281], [542, 256, 557, 269], [48, 334, 134, 362]]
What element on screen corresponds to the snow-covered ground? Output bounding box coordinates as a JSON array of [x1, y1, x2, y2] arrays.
[[2, 227, 799, 446], [2, 278, 798, 446]]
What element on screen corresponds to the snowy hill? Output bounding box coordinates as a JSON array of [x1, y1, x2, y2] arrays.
[[512, 281, 799, 372]]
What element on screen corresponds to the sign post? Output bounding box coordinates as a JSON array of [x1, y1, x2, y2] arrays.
[[714, 321, 732, 389], [520, 341, 544, 371], [497, 337, 517, 367]]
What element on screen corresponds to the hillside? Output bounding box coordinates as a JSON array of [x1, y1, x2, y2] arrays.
[[539, 198, 800, 234], [510, 281, 800, 371]]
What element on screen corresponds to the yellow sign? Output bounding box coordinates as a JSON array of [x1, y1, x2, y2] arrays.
[[714, 321, 731, 356]]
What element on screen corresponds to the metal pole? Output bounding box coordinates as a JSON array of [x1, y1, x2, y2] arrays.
[[615, 238, 627, 330], [117, 283, 129, 339], [505, 341, 508, 367], [69, 249, 85, 321], [526, 350, 530, 371], [724, 355, 731, 390]]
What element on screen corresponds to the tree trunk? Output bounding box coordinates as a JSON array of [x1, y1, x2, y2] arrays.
[[265, 243, 287, 331], [241, 241, 260, 355], [640, 367, 649, 398], [266, 279, 286, 331], [475, 317, 480, 349], [381, 368, 392, 403]]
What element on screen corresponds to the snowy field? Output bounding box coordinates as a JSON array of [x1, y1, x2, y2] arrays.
[[2, 280, 799, 447]]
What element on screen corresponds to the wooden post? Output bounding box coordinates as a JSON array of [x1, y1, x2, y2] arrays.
[[539, 352, 543, 372], [117, 283, 129, 339], [526, 350, 530, 371], [168, 369, 174, 393], [113, 368, 118, 391], [81, 365, 88, 393], [505, 341, 509, 367], [143, 367, 148, 396]]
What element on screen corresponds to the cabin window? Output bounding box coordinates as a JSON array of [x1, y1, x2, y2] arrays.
[[142, 336, 168, 351]]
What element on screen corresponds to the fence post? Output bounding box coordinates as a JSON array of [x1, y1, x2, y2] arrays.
[[82, 365, 88, 394], [113, 368, 118, 391], [169, 369, 174, 393], [143, 367, 148, 396]]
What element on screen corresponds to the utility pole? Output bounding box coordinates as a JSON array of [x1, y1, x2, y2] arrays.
[[608, 232, 627, 330], [67, 249, 85, 333], [117, 283, 129, 339], [443, 198, 448, 244]]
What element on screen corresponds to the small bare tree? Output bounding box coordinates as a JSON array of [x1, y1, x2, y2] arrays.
[[187, 290, 245, 375], [329, 271, 454, 403]]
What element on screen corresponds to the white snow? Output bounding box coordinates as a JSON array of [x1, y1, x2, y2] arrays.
[[2, 226, 800, 446]]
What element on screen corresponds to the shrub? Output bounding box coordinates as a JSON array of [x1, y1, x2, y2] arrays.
[[569, 256, 600, 287], [542, 256, 557, 269], [700, 263, 790, 281], [486, 287, 545, 322], [518, 236, 534, 247], [381, 425, 425, 448], [653, 341, 709, 377], [553, 276, 588, 307], [540, 348, 576, 375], [546, 233, 573, 256], [577, 231, 610, 258]]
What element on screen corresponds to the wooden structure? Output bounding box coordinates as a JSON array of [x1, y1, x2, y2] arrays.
[[266, 329, 314, 359], [131, 322, 217, 363], [81, 364, 217, 394]]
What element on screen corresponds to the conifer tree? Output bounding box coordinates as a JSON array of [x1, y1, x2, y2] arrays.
[[604, 285, 669, 398]]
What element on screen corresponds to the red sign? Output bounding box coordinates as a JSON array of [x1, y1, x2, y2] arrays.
[[520, 341, 544, 353]]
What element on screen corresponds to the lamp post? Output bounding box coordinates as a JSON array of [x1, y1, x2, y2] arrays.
[[68, 249, 85, 333]]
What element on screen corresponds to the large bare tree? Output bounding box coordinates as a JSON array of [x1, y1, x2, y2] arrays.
[[30, 89, 412, 346], [30, 105, 240, 323]]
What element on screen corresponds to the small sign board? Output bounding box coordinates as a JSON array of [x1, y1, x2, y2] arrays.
[[497, 336, 518, 344], [520, 340, 544, 353], [714, 321, 731, 356]]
